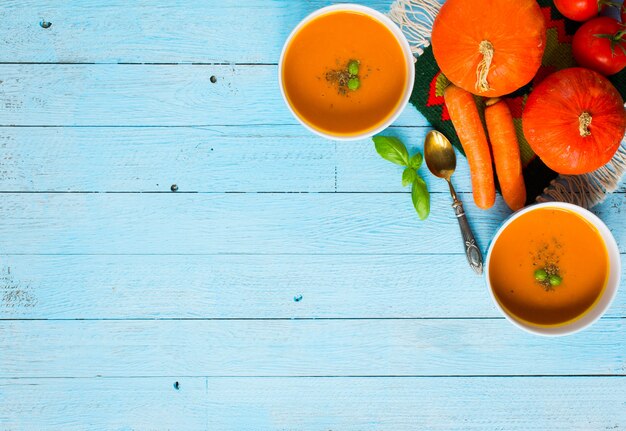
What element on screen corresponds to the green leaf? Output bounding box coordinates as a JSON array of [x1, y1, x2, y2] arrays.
[[373, 136, 409, 166], [408, 152, 423, 170], [402, 168, 417, 187], [411, 175, 430, 220]]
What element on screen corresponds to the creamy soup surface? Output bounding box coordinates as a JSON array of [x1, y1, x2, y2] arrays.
[[281, 11, 408, 136], [489, 208, 609, 326]]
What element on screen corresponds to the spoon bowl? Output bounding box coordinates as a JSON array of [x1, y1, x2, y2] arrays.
[[424, 130, 457, 181]]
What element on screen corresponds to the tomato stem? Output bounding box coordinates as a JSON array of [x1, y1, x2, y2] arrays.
[[614, 28, 626, 40], [593, 30, 626, 57], [598, 0, 621, 11]]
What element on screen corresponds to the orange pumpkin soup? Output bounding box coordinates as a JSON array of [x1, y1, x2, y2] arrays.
[[281, 11, 408, 137], [489, 208, 609, 326]]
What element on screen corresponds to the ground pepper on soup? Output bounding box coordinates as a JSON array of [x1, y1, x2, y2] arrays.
[[489, 208, 609, 326]]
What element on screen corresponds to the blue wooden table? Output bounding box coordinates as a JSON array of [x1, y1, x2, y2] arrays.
[[0, 1, 624, 429]]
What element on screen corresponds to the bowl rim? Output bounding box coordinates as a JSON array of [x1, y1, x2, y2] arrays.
[[277, 3, 416, 141], [484, 201, 621, 337]]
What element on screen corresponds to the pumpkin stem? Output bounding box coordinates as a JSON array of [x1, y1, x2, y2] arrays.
[[476, 40, 494, 93], [578, 112, 592, 137]]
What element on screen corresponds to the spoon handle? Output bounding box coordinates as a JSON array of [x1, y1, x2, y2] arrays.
[[448, 181, 483, 275]]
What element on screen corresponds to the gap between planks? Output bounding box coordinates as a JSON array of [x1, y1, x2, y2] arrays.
[[0, 62, 278, 65], [3, 374, 626, 380], [1, 316, 625, 321]]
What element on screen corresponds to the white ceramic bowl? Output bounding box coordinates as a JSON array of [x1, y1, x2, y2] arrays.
[[485, 202, 621, 336], [278, 4, 415, 141]]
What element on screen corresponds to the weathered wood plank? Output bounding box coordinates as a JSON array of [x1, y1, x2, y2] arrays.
[[1, 125, 624, 193], [0, 64, 427, 127], [0, 377, 207, 430], [202, 377, 626, 431], [0, 125, 477, 193], [1, 376, 624, 431], [1, 254, 624, 319], [1, 319, 624, 378], [0, 0, 394, 64], [0, 193, 623, 255], [202, 377, 626, 430], [1, 125, 623, 193]]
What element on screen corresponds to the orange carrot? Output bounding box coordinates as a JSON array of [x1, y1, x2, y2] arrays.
[[443, 84, 495, 209], [485, 98, 526, 211]]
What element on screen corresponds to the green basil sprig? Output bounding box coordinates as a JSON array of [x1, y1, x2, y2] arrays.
[[373, 136, 430, 220]]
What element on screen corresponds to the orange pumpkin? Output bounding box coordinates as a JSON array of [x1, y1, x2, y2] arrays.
[[522, 67, 626, 175], [431, 0, 546, 97]]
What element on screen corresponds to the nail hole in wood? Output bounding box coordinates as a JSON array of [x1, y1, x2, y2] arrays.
[[173, 381, 180, 390], [210, 76, 217, 84], [40, 20, 52, 29], [294, 294, 303, 302], [171, 184, 178, 192]]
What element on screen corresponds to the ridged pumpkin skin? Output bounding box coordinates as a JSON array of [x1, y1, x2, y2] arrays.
[[431, 0, 546, 97], [522, 68, 626, 175]]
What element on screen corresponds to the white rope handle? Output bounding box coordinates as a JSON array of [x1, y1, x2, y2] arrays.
[[536, 141, 626, 208], [388, 0, 440, 56]]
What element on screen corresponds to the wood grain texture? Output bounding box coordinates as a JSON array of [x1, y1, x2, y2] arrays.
[[0, 0, 393, 64], [2, 319, 625, 378], [201, 377, 626, 430], [0, 125, 472, 193], [1, 126, 623, 192], [0, 377, 207, 430], [1, 0, 625, 427], [1, 377, 625, 431], [1, 254, 624, 319], [0, 192, 623, 255], [0, 64, 427, 127]]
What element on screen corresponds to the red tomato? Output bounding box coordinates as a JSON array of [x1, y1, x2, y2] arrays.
[[554, 0, 602, 21], [572, 17, 626, 75]]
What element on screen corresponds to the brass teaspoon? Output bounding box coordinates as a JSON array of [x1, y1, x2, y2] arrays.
[[424, 130, 483, 275]]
